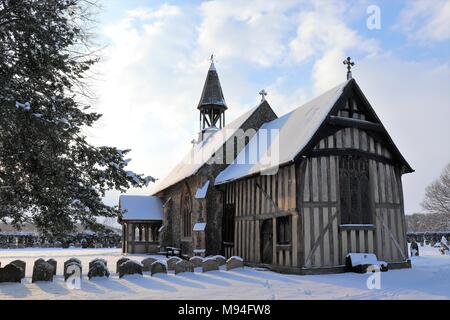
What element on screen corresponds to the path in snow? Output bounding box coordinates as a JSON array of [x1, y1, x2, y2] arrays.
[[0, 246, 448, 300]]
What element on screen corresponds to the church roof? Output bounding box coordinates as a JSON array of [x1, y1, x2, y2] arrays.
[[119, 195, 163, 221], [151, 103, 264, 195], [215, 79, 413, 185], [197, 62, 227, 110]]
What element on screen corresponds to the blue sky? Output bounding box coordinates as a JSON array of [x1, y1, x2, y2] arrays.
[[89, 0, 450, 214]]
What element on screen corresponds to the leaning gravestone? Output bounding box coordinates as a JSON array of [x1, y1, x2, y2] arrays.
[[174, 260, 194, 275], [226, 256, 244, 271], [202, 258, 219, 273], [141, 257, 158, 272], [64, 262, 82, 281], [9, 260, 26, 279], [0, 264, 22, 283], [88, 261, 109, 280], [167, 256, 182, 271], [189, 256, 203, 268], [214, 255, 227, 266], [116, 257, 130, 273], [89, 258, 107, 270], [118, 260, 143, 278], [47, 259, 57, 275], [150, 261, 167, 276], [32, 259, 54, 283]]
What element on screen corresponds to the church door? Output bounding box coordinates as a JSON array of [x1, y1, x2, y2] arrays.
[[260, 219, 273, 264]]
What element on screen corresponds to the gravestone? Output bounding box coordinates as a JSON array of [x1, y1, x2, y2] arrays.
[[410, 241, 419, 256], [174, 260, 194, 275], [226, 256, 244, 271], [116, 257, 130, 273], [214, 255, 226, 266], [64, 259, 82, 281], [150, 261, 167, 276], [167, 256, 183, 271], [89, 258, 107, 270], [47, 259, 57, 275], [189, 256, 203, 268], [32, 259, 54, 282], [118, 260, 143, 278], [9, 260, 26, 279], [88, 261, 109, 280], [202, 258, 219, 273], [0, 264, 22, 283], [141, 257, 158, 272]]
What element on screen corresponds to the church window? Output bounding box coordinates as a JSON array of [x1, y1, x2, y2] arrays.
[[339, 156, 372, 224], [181, 188, 193, 238], [276, 216, 291, 245]]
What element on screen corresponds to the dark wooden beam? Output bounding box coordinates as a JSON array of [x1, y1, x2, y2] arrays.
[[327, 115, 384, 132], [305, 148, 398, 166]]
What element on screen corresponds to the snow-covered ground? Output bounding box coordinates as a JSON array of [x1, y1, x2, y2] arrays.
[[0, 246, 448, 300]]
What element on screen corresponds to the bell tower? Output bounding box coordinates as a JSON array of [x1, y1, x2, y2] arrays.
[[197, 55, 227, 139]]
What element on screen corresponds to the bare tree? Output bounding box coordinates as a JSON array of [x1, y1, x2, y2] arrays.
[[421, 163, 450, 216]]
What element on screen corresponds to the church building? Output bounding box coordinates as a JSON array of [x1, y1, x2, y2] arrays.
[[120, 57, 414, 274]]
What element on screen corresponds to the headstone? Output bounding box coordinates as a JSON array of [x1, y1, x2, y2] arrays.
[[150, 261, 167, 276], [47, 259, 57, 275], [118, 260, 143, 278], [174, 260, 194, 275], [226, 256, 244, 271], [214, 255, 226, 266], [202, 258, 219, 273], [440, 242, 449, 255], [89, 258, 107, 270], [64, 261, 82, 281], [116, 257, 130, 273], [189, 256, 203, 268], [141, 257, 158, 272], [410, 241, 419, 256], [88, 261, 109, 280], [167, 256, 183, 271], [9, 260, 26, 279], [32, 259, 54, 282], [0, 264, 22, 283]]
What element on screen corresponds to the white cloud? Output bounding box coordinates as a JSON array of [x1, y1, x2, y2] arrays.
[[288, 1, 379, 93], [394, 0, 450, 42]]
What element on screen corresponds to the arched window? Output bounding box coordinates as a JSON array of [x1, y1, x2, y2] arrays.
[[181, 187, 193, 238]]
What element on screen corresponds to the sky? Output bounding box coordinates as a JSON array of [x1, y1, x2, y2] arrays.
[[87, 0, 450, 215]]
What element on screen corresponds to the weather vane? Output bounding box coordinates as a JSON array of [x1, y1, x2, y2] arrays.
[[343, 57, 355, 80], [259, 89, 268, 102], [210, 54, 214, 63]]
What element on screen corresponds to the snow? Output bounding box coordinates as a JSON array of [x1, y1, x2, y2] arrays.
[[151, 104, 262, 194], [195, 180, 210, 199], [346, 253, 387, 267], [0, 245, 449, 300], [119, 195, 163, 221], [193, 222, 206, 232], [215, 80, 350, 185]]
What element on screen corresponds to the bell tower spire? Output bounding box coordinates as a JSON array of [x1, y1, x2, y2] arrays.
[[198, 55, 227, 139]]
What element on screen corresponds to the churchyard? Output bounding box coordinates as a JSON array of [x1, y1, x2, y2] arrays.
[[0, 245, 448, 300]]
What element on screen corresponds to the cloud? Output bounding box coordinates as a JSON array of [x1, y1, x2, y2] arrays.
[[288, 1, 379, 93], [394, 0, 450, 42]]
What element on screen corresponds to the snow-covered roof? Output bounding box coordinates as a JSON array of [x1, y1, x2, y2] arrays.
[[151, 104, 262, 194], [215, 80, 350, 184], [119, 195, 163, 221]]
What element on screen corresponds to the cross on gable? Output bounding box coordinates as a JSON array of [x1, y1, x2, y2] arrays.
[[259, 89, 267, 102], [343, 57, 355, 80]]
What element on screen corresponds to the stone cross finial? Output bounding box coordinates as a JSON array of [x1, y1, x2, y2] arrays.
[[259, 89, 267, 102], [210, 54, 214, 63], [343, 57, 355, 80]]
